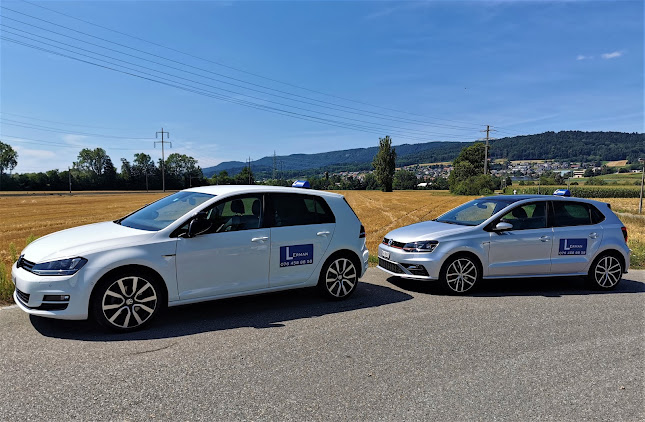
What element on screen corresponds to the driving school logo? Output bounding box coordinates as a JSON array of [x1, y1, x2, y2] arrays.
[[558, 239, 587, 255], [280, 244, 314, 267]]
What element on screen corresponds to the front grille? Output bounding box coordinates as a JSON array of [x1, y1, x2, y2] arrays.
[[15, 289, 30, 305], [378, 258, 404, 274], [17, 256, 35, 272], [36, 303, 69, 311], [382, 238, 406, 249]]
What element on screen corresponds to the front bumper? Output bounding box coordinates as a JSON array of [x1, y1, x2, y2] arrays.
[[376, 244, 441, 280], [11, 262, 90, 320]]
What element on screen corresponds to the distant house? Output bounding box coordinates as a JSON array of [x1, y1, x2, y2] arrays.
[[417, 182, 429, 188], [572, 170, 585, 178]]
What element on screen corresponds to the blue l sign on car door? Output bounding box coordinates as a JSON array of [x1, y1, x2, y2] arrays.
[[559, 239, 587, 255], [280, 244, 314, 267]]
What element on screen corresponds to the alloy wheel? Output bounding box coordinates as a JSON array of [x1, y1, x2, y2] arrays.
[[445, 258, 478, 293], [101, 276, 158, 329], [594, 255, 622, 288], [325, 258, 357, 298]]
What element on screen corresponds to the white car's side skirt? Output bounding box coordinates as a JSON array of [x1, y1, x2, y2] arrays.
[[482, 272, 587, 280]]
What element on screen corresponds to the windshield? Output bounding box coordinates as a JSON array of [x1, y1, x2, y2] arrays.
[[436, 199, 513, 226], [118, 191, 215, 231]]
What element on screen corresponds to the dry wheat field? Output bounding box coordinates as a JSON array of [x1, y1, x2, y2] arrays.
[[1, 190, 644, 303]]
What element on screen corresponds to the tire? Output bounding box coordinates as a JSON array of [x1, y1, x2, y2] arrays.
[[318, 255, 359, 300], [587, 253, 623, 290], [90, 270, 164, 332], [440, 254, 480, 295]]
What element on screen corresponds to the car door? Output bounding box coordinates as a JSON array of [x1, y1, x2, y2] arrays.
[[550, 201, 604, 274], [175, 194, 270, 300], [267, 193, 336, 288], [487, 201, 554, 276]]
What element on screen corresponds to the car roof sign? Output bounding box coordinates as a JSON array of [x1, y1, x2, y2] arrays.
[[553, 189, 571, 197], [292, 180, 311, 189]]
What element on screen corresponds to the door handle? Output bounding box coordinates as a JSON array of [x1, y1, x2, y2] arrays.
[[589, 232, 598, 239], [317, 231, 331, 236], [251, 236, 269, 242], [539, 236, 551, 242]]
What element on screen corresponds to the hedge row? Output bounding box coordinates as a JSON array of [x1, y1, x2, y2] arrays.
[[504, 186, 641, 198]]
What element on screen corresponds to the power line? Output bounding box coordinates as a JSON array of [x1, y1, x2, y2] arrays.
[[0, 111, 132, 131], [1, 35, 475, 143], [0, 117, 154, 140], [0, 25, 470, 140], [15, 0, 485, 129], [1, 134, 156, 151], [0, 17, 473, 137]]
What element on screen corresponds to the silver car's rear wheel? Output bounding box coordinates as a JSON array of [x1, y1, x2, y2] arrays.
[[319, 257, 358, 300], [441, 256, 479, 294], [91, 272, 163, 331], [588, 254, 623, 290]]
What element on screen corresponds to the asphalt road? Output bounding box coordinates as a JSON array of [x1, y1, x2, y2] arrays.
[[1, 269, 643, 421]]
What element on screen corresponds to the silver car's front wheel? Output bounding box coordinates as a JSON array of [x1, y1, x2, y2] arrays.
[[441, 256, 479, 294], [92, 272, 162, 331], [588, 254, 623, 290], [319, 257, 358, 300]]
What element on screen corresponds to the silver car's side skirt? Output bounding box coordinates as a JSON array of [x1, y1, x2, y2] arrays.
[[482, 272, 587, 280]]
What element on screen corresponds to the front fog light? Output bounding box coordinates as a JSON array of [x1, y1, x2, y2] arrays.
[[43, 295, 71, 301]]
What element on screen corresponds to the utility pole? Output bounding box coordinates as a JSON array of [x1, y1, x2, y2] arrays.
[[273, 151, 277, 180], [155, 128, 171, 192], [480, 125, 496, 175], [68, 167, 72, 194], [639, 158, 644, 214], [145, 166, 149, 192], [248, 156, 252, 184]]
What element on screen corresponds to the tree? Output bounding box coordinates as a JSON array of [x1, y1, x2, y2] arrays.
[[164, 153, 201, 188], [75, 148, 108, 176], [363, 173, 380, 190], [448, 143, 496, 195], [372, 136, 396, 192], [393, 170, 418, 190], [0, 141, 18, 190], [235, 166, 255, 185]]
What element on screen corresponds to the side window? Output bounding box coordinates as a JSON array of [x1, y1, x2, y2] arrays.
[[552, 201, 592, 227], [500, 202, 547, 230], [590, 205, 606, 224], [269, 194, 335, 227], [203, 194, 263, 233]]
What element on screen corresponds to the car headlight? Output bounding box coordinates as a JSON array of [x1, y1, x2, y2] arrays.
[[402, 241, 438, 253], [31, 257, 88, 276]]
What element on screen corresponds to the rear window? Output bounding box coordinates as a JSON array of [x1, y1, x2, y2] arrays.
[[269, 194, 335, 227], [552, 201, 603, 227]]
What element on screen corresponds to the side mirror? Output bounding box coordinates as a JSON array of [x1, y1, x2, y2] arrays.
[[494, 221, 513, 232], [186, 212, 211, 238]]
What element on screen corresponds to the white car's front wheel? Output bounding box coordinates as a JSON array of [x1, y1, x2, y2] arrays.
[[91, 271, 164, 331]]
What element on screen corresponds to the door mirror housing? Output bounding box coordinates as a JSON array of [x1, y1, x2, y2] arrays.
[[186, 212, 211, 238], [494, 221, 513, 232]]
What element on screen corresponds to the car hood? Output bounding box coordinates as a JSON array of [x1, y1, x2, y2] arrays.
[[385, 220, 474, 243], [22, 221, 157, 263]]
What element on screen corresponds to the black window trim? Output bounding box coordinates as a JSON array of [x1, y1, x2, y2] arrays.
[[550, 200, 602, 228]]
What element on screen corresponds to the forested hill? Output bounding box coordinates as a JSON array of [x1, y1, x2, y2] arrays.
[[203, 131, 645, 177]]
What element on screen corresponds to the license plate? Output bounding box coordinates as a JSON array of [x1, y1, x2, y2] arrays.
[[381, 250, 390, 259]]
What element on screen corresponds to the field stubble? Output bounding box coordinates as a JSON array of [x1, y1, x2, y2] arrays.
[[1, 190, 644, 304]]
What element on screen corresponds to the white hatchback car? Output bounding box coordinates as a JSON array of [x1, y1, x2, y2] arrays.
[[13, 186, 368, 331], [378, 195, 630, 294]]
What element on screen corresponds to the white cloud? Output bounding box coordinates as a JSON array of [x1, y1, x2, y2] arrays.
[[576, 54, 593, 61], [61, 134, 89, 145], [601, 51, 623, 59]]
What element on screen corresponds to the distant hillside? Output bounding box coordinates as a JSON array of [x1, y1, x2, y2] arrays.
[[203, 131, 645, 177]]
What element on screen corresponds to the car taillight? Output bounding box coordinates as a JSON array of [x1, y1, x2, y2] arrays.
[[359, 224, 366, 239], [621, 226, 628, 243]]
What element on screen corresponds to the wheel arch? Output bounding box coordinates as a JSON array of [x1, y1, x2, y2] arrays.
[[88, 264, 169, 312], [439, 250, 484, 279], [589, 249, 626, 273], [322, 249, 362, 277]]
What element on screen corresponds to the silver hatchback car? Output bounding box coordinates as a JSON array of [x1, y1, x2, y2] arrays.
[[378, 195, 630, 294]]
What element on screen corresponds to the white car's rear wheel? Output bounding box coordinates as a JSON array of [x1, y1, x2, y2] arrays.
[[441, 255, 480, 294], [588, 254, 623, 290], [318, 256, 358, 300], [91, 271, 163, 331]]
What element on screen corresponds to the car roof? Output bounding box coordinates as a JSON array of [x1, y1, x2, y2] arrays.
[[182, 185, 344, 199], [484, 195, 607, 206]]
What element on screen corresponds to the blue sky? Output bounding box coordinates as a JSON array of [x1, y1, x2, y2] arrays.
[[1, 0, 643, 173]]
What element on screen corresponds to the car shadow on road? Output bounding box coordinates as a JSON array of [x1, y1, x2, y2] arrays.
[[30, 281, 413, 341], [387, 274, 645, 297]]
